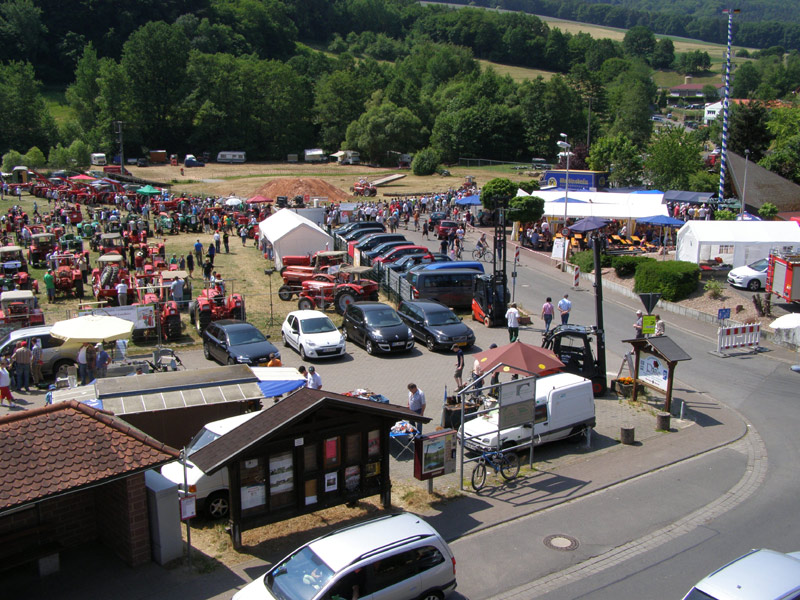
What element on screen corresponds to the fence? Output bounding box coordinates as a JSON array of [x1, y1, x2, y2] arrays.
[[458, 158, 531, 168], [375, 264, 414, 305], [716, 322, 761, 355]]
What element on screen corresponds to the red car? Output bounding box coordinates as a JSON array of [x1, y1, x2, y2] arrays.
[[372, 245, 432, 265], [436, 220, 459, 240]]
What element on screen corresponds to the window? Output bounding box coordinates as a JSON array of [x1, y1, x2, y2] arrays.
[[535, 404, 548, 424], [365, 549, 419, 594], [269, 451, 294, 510], [41, 335, 63, 349], [416, 545, 445, 573]]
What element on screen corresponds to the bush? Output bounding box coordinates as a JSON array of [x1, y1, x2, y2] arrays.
[[2, 150, 23, 172], [611, 255, 655, 277], [634, 260, 700, 301], [569, 250, 611, 274], [23, 146, 46, 169], [714, 209, 737, 221], [704, 279, 724, 299], [411, 147, 440, 176]]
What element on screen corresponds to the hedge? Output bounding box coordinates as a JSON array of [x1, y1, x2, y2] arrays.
[[611, 255, 655, 277], [633, 260, 700, 301], [569, 250, 611, 273]]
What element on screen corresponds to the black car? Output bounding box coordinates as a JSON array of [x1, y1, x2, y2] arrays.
[[428, 211, 448, 227], [355, 233, 407, 252], [341, 226, 388, 242], [202, 319, 280, 366], [397, 300, 476, 351], [386, 253, 433, 273], [335, 222, 385, 236], [342, 302, 415, 355]]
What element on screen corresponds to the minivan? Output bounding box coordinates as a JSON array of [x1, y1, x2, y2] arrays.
[[406, 268, 480, 308], [161, 411, 261, 519], [233, 512, 457, 600], [0, 325, 82, 378]]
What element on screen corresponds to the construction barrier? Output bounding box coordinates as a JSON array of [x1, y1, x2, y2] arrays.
[[574, 266, 580, 288], [716, 323, 760, 354]]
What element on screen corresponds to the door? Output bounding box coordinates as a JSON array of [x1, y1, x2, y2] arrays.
[[363, 548, 422, 600], [205, 324, 224, 362], [285, 315, 299, 349], [344, 307, 363, 345]]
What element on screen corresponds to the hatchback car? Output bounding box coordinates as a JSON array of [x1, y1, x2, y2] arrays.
[[398, 299, 475, 351], [233, 512, 457, 600], [202, 320, 279, 366], [354, 233, 407, 252], [682, 548, 800, 600], [363, 240, 410, 262], [371, 245, 432, 265], [342, 302, 414, 355], [386, 253, 434, 273], [727, 258, 769, 291], [436, 220, 459, 240], [281, 310, 346, 360], [428, 211, 448, 227]]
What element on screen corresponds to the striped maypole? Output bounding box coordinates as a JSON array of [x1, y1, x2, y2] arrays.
[[718, 8, 740, 202]]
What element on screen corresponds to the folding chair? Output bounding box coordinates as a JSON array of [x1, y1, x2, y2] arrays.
[[390, 421, 418, 459]]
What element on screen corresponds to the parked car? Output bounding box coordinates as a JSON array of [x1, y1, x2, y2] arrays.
[[428, 211, 448, 227], [436, 220, 459, 240], [727, 258, 769, 291], [362, 240, 411, 262], [184, 154, 205, 167], [233, 512, 457, 600], [0, 325, 82, 378], [341, 226, 387, 242], [354, 233, 406, 253], [202, 319, 279, 366], [397, 299, 475, 351], [682, 548, 800, 600], [161, 412, 260, 519], [371, 245, 432, 265], [136, 158, 148, 167], [335, 222, 385, 238], [281, 310, 346, 360], [342, 302, 414, 355], [386, 253, 435, 273]]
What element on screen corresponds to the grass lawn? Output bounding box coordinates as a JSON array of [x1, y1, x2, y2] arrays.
[[478, 59, 554, 82]]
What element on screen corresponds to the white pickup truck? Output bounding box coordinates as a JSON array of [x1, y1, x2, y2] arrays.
[[460, 372, 595, 454]]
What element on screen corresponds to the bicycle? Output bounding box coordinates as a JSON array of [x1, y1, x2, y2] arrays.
[[472, 245, 490, 262], [471, 448, 520, 491]]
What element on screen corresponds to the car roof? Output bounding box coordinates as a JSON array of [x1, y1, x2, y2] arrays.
[[693, 549, 800, 600], [3, 325, 52, 341], [287, 310, 329, 320], [352, 302, 391, 311], [308, 513, 439, 573], [212, 319, 256, 330], [401, 299, 450, 312]]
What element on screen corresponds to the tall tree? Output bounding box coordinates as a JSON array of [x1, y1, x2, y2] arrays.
[[0, 62, 55, 155], [623, 26, 656, 62], [728, 101, 771, 161], [588, 133, 643, 187], [65, 44, 102, 134], [651, 38, 674, 69], [313, 70, 371, 151], [0, 0, 47, 66], [644, 127, 704, 190], [345, 101, 426, 164]]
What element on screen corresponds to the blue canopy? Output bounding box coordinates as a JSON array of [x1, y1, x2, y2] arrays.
[[456, 194, 481, 206], [258, 379, 306, 397], [250, 366, 307, 398], [636, 215, 685, 226], [568, 216, 609, 232]]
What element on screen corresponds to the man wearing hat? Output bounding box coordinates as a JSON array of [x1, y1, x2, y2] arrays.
[[11, 341, 32, 393], [633, 310, 644, 339], [306, 365, 322, 390]]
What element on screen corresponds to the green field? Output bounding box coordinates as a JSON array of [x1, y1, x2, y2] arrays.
[[478, 60, 554, 82], [41, 86, 74, 125]]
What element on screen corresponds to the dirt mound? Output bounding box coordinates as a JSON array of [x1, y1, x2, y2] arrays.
[[255, 178, 351, 203]]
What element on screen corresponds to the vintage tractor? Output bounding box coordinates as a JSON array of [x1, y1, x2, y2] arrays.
[[97, 232, 124, 256], [352, 179, 378, 197], [130, 271, 184, 340], [0, 290, 45, 328], [178, 213, 202, 233], [92, 254, 128, 304], [58, 233, 84, 254], [0, 246, 37, 293], [278, 250, 348, 276], [277, 270, 334, 301], [296, 266, 379, 314], [80, 221, 99, 239], [50, 253, 85, 299], [188, 282, 245, 333], [28, 233, 57, 268], [154, 212, 177, 235]]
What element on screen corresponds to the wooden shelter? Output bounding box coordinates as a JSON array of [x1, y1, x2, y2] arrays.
[[623, 336, 691, 412]]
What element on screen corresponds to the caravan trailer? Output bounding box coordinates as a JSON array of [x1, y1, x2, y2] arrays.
[[216, 151, 246, 164]]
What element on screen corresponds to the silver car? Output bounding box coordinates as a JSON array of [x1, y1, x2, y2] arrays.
[[0, 325, 82, 377], [234, 513, 456, 600], [682, 548, 800, 600]]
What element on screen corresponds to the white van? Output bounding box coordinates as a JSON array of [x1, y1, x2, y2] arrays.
[[460, 372, 595, 453], [160, 411, 261, 518], [90, 153, 107, 166], [217, 151, 246, 163]]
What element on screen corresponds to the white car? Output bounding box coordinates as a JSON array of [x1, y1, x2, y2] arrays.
[[682, 548, 800, 600], [281, 310, 346, 360], [727, 258, 769, 291]]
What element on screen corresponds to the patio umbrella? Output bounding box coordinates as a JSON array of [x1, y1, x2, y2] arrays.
[[568, 216, 609, 233], [472, 340, 564, 377], [455, 194, 481, 206], [136, 185, 161, 195], [51, 315, 134, 343], [69, 174, 95, 181], [770, 313, 800, 370], [225, 197, 243, 207], [248, 195, 273, 204]]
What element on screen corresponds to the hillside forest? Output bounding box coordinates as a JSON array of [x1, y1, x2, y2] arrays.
[[4, 0, 800, 192]]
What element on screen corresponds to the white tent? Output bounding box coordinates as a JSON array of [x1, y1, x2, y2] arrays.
[[515, 189, 668, 220], [676, 221, 800, 268], [258, 208, 333, 269]]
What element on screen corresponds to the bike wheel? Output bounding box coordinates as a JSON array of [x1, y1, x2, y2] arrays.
[[500, 452, 520, 481], [472, 248, 482, 260], [471, 461, 487, 491]]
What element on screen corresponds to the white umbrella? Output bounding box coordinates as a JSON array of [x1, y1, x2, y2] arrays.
[[225, 197, 243, 207], [51, 315, 134, 343], [769, 313, 800, 371]]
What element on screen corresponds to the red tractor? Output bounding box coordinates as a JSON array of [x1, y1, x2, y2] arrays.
[[28, 233, 57, 268], [98, 232, 125, 256], [189, 282, 245, 333], [352, 179, 378, 197], [0, 290, 45, 327], [296, 266, 379, 314], [49, 253, 84, 298], [92, 254, 128, 304], [278, 250, 347, 275], [277, 270, 333, 301], [130, 271, 184, 340], [0, 246, 37, 293]]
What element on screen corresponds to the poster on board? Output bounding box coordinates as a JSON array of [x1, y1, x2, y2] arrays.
[[638, 351, 668, 392]]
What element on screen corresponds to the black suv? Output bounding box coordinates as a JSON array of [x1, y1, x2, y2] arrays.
[[202, 319, 280, 366], [397, 299, 475, 351]]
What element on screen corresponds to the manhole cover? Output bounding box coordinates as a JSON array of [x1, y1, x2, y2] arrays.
[[543, 534, 579, 551]]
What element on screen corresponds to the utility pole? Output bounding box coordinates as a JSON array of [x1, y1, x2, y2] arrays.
[[718, 8, 740, 203], [114, 121, 125, 171]]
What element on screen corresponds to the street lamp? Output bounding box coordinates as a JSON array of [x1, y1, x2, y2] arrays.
[[742, 149, 750, 216], [557, 134, 571, 272]]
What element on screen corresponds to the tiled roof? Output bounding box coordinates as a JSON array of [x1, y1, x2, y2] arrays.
[[192, 388, 428, 475], [0, 401, 180, 512]]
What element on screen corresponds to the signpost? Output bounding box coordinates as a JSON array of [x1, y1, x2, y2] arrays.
[[639, 293, 661, 315]]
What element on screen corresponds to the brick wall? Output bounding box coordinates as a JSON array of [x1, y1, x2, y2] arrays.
[[40, 489, 97, 547], [96, 474, 151, 566]]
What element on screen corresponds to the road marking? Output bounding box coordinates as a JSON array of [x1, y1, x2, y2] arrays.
[[485, 422, 767, 599]]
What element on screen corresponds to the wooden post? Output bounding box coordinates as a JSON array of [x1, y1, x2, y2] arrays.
[[664, 363, 676, 413], [381, 428, 392, 509], [631, 347, 641, 403], [620, 425, 635, 444], [229, 463, 243, 549]]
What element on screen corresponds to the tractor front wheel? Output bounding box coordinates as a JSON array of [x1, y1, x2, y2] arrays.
[[298, 297, 314, 311], [335, 290, 356, 315], [278, 285, 293, 301]]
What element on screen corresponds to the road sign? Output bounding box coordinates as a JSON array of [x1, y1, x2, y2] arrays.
[[514, 246, 520, 263], [639, 293, 661, 315], [718, 307, 731, 321], [642, 315, 656, 335]]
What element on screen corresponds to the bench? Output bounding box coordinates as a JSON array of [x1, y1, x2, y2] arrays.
[[0, 523, 62, 576]]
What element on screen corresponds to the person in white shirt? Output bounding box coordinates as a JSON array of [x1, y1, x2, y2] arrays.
[[307, 365, 322, 390], [505, 303, 520, 342], [115, 281, 128, 306], [558, 293, 572, 324]]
